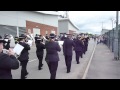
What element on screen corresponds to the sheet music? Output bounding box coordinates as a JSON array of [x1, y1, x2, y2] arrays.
[[13, 43, 24, 55], [58, 41, 64, 48], [27, 40, 33, 47]]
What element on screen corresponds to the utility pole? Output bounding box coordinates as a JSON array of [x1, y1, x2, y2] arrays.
[[116, 11, 119, 31], [114, 11, 119, 60], [101, 22, 104, 30], [110, 18, 114, 52], [110, 18, 114, 30], [101, 22, 104, 35], [17, 11, 19, 37]]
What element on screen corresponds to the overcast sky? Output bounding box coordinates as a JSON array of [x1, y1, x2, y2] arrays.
[[58, 11, 118, 34]]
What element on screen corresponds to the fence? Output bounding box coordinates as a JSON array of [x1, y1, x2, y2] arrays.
[[104, 29, 120, 60]]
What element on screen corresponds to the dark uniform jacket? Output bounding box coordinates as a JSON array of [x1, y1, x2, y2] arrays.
[[0, 53, 19, 79], [74, 38, 84, 52], [61, 36, 66, 41], [63, 38, 75, 56], [86, 37, 90, 44], [36, 42, 45, 55], [35, 36, 39, 44], [83, 38, 87, 46], [18, 42, 30, 61], [45, 41, 61, 62]]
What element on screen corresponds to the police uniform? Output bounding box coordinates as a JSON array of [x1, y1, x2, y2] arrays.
[[45, 33, 61, 79], [74, 36, 84, 64], [18, 34, 30, 79], [0, 37, 19, 79], [36, 38, 45, 70], [63, 34, 75, 73]]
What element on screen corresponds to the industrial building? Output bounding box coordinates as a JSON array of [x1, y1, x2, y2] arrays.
[[0, 11, 59, 37], [0, 11, 80, 37], [58, 18, 79, 35]]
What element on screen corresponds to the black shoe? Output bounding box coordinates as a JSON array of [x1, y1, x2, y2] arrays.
[[21, 76, 27, 79], [77, 62, 80, 64], [38, 67, 43, 70], [25, 72, 29, 76], [67, 71, 70, 73]]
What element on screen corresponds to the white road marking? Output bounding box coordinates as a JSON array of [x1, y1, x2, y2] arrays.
[[82, 42, 97, 79], [29, 59, 38, 63]]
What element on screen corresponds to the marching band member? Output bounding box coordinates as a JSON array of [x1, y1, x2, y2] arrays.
[[0, 35, 19, 79], [63, 34, 75, 73], [36, 37, 45, 70], [74, 35, 84, 64], [17, 34, 30, 79], [45, 33, 61, 79], [35, 34, 40, 45], [3, 34, 11, 50]]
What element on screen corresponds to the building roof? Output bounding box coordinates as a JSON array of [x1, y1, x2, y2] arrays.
[[101, 29, 110, 32], [34, 11, 59, 16], [59, 18, 80, 31], [101, 29, 110, 35]]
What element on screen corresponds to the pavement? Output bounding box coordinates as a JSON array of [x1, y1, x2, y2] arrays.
[[86, 42, 120, 79], [12, 39, 96, 79]]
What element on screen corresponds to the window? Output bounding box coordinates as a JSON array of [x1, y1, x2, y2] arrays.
[[28, 29, 31, 33], [33, 28, 40, 37], [46, 31, 48, 34], [51, 31, 55, 34]]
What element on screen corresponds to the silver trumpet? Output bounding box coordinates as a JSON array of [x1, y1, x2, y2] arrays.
[[2, 49, 9, 54], [2, 49, 19, 58]]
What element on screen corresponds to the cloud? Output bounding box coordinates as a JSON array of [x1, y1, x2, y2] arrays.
[[67, 11, 117, 34]]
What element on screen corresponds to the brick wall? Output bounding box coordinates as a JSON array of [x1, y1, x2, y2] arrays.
[[26, 20, 58, 36]]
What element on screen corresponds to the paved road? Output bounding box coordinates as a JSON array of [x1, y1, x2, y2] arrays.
[[86, 43, 120, 79], [12, 39, 96, 79]]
